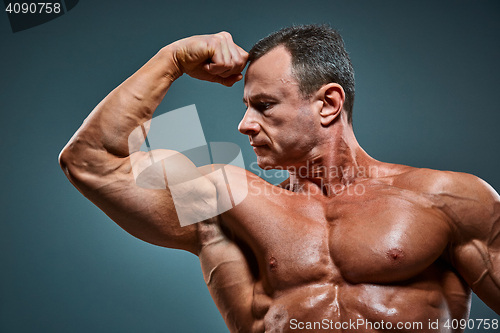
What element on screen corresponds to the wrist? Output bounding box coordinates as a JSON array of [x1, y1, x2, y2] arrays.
[[157, 45, 183, 82]]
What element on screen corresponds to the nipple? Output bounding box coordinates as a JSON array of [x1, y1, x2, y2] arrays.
[[387, 248, 405, 262], [269, 256, 278, 271]]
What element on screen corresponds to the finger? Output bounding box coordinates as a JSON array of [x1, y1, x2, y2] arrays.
[[237, 45, 249, 64], [219, 33, 233, 66], [235, 44, 249, 73], [205, 33, 232, 74], [206, 32, 248, 78], [204, 62, 234, 77], [223, 32, 242, 63], [221, 73, 244, 87], [225, 36, 248, 76], [222, 33, 249, 76]]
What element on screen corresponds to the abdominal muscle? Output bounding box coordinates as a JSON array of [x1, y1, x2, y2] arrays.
[[249, 269, 469, 333], [199, 229, 470, 333]]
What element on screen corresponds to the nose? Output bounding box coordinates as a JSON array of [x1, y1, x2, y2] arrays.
[[238, 109, 261, 135]]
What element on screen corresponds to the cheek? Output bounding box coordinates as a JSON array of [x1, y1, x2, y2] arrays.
[[277, 121, 318, 156], [268, 105, 319, 151], [292, 110, 319, 144]]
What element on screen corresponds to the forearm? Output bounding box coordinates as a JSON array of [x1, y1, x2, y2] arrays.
[[60, 46, 181, 166]]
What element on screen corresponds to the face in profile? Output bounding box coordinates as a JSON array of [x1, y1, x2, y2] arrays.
[[240, 46, 322, 170]]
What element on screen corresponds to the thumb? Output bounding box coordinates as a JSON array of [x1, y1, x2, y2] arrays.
[[221, 74, 244, 87]]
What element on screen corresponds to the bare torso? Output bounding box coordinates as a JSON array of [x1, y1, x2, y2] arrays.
[[200, 165, 471, 332], [58, 32, 499, 333]]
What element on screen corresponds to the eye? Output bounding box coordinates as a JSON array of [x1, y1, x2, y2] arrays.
[[255, 101, 271, 112]]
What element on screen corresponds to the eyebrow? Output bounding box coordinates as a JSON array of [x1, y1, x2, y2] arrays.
[[242, 93, 278, 104]]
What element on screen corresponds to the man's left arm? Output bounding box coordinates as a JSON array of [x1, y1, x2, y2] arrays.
[[443, 172, 500, 314]]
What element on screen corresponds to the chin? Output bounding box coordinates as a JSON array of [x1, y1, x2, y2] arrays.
[[256, 156, 274, 170], [256, 158, 271, 170], [256, 156, 287, 171]]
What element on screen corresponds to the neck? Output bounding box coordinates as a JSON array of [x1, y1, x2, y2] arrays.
[[287, 118, 378, 196]]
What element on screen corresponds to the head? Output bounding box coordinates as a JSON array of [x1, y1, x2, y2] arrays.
[[239, 25, 355, 169], [248, 24, 355, 123]]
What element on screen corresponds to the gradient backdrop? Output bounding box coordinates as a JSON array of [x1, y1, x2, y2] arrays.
[[1, 0, 499, 332]]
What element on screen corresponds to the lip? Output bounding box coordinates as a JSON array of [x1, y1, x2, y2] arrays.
[[251, 145, 265, 155], [250, 142, 267, 148], [249, 136, 268, 146]]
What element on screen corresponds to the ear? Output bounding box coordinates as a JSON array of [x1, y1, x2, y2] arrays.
[[315, 83, 345, 126]]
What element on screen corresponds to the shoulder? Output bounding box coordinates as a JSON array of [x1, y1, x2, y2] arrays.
[[392, 167, 498, 206], [392, 166, 500, 240]]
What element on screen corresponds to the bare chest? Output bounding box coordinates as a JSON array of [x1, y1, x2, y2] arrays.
[[227, 184, 453, 290]]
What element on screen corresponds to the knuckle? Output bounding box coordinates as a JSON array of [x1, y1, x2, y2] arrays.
[[234, 61, 245, 69], [212, 35, 222, 44], [235, 57, 245, 65], [219, 31, 233, 40]]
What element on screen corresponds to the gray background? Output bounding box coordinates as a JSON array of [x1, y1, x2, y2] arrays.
[[1, 0, 499, 332]]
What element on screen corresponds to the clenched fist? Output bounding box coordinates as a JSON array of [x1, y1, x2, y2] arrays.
[[167, 32, 248, 87]]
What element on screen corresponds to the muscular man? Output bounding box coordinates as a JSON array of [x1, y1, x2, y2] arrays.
[[59, 25, 500, 332]]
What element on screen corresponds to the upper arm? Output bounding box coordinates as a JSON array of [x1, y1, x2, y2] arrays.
[[60, 147, 219, 254], [441, 173, 500, 314]]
